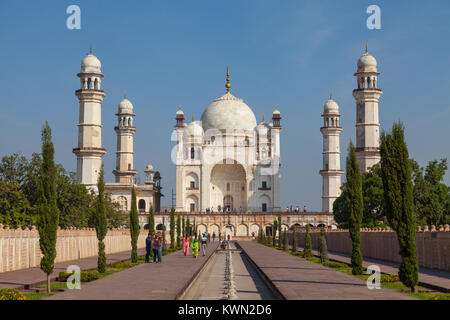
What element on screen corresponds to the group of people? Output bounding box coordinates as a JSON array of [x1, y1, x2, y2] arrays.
[[145, 232, 163, 263], [203, 206, 246, 214], [284, 205, 307, 213]]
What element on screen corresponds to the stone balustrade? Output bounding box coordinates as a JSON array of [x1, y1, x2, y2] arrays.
[[0, 225, 148, 273], [289, 224, 450, 272]]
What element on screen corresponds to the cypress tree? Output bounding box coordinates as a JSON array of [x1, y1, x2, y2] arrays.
[[176, 214, 181, 248], [272, 220, 277, 246], [36, 122, 60, 293], [95, 167, 108, 273], [277, 215, 282, 248], [380, 122, 419, 292], [186, 216, 190, 236], [346, 141, 364, 275], [304, 224, 313, 258], [129, 187, 139, 263], [292, 228, 297, 252], [162, 216, 167, 252], [182, 215, 185, 238], [148, 205, 155, 236], [319, 226, 329, 263], [283, 229, 288, 251], [170, 207, 175, 248]]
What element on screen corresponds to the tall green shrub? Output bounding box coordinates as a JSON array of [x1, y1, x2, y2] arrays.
[[283, 229, 288, 251], [95, 167, 108, 273], [380, 122, 419, 292], [304, 224, 313, 258], [277, 215, 282, 248], [176, 214, 181, 248], [148, 205, 155, 236], [272, 220, 277, 246], [186, 216, 190, 236], [319, 226, 329, 263], [292, 228, 297, 252], [170, 207, 175, 248], [162, 216, 167, 252], [36, 122, 60, 293], [129, 187, 139, 263], [346, 141, 364, 275]]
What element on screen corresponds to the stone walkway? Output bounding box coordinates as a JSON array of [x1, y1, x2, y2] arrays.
[[238, 242, 415, 300], [295, 245, 450, 292], [45, 242, 219, 300], [0, 248, 146, 290]]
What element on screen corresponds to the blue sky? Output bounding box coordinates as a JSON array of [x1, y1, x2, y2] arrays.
[[0, 0, 449, 210]]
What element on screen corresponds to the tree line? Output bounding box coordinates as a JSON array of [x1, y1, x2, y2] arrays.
[[0, 153, 127, 229]]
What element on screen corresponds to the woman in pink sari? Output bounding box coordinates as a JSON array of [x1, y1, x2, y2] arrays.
[[182, 236, 190, 256]]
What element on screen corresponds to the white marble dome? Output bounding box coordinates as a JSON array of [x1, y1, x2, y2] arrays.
[[118, 98, 133, 113], [324, 98, 339, 114], [81, 54, 102, 73], [186, 121, 204, 136], [201, 93, 257, 132], [357, 52, 377, 73]]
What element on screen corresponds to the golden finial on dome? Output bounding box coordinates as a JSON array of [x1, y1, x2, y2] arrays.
[[365, 41, 368, 54], [226, 65, 231, 93], [192, 113, 194, 122], [330, 90, 332, 100], [90, 44, 93, 55], [262, 113, 265, 122], [124, 92, 127, 99]]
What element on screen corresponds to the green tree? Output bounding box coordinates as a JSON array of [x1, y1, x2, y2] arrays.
[[105, 195, 127, 228], [292, 228, 297, 252], [0, 181, 32, 228], [282, 229, 288, 251], [162, 216, 167, 253], [304, 224, 313, 258], [170, 207, 175, 248], [94, 168, 108, 273], [36, 122, 60, 293], [380, 122, 419, 292], [182, 215, 185, 238], [346, 141, 364, 275], [319, 226, 329, 263], [412, 159, 449, 226], [148, 205, 155, 235], [333, 184, 350, 228], [176, 214, 181, 248], [272, 220, 277, 246], [277, 215, 282, 248], [186, 216, 190, 236], [129, 187, 139, 263]]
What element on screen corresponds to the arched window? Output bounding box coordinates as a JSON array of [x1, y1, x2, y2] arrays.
[[117, 196, 127, 211], [190, 147, 195, 159], [227, 183, 230, 191], [138, 199, 146, 211]]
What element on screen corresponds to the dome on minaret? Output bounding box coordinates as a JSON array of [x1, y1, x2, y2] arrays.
[[118, 97, 133, 114], [81, 47, 102, 73], [324, 95, 339, 114], [357, 44, 377, 73]]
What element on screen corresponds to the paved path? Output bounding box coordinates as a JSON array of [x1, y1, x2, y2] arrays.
[[0, 248, 146, 290], [238, 242, 415, 300], [46, 242, 219, 300], [295, 245, 450, 292]]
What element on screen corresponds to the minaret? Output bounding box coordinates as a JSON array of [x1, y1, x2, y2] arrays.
[[113, 94, 136, 184], [352, 44, 383, 172], [73, 46, 106, 189], [320, 94, 344, 213], [271, 106, 282, 212], [175, 107, 185, 212]]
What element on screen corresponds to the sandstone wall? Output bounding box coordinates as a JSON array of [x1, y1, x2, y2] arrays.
[[289, 226, 450, 272], [0, 226, 148, 273]]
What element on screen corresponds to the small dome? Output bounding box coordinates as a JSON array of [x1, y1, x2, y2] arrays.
[[201, 93, 257, 132], [145, 164, 154, 172], [324, 98, 339, 114], [176, 108, 184, 116], [185, 121, 204, 137], [357, 52, 377, 73], [273, 108, 280, 115], [81, 53, 101, 73], [118, 98, 133, 113]]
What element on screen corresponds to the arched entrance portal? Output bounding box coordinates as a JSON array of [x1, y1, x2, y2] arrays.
[[210, 163, 247, 211], [224, 195, 233, 211], [225, 225, 234, 238]]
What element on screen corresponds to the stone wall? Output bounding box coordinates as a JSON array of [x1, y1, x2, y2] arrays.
[[289, 225, 450, 272], [0, 226, 148, 273]]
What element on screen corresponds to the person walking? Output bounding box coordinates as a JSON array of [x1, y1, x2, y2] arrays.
[[219, 231, 222, 242], [182, 235, 190, 256], [145, 233, 152, 263], [152, 232, 162, 263], [212, 232, 216, 243], [191, 235, 199, 258], [207, 233, 211, 245], [201, 233, 208, 256], [227, 234, 231, 248]]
